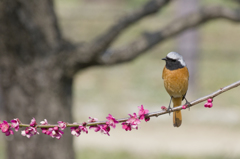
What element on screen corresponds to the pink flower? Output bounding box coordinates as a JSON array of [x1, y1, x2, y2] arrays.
[[161, 106, 167, 111], [122, 113, 141, 131], [208, 103, 213, 108], [144, 117, 150, 122], [204, 98, 213, 108], [99, 124, 110, 136], [89, 125, 100, 132], [58, 121, 67, 130], [40, 119, 48, 125], [49, 126, 64, 139], [106, 114, 119, 128], [88, 117, 98, 123], [89, 124, 110, 136], [40, 119, 51, 135], [11, 118, 20, 132], [208, 98, 213, 103], [122, 122, 132, 131], [88, 117, 100, 132], [79, 122, 88, 134], [30, 118, 37, 127], [138, 105, 149, 121], [71, 126, 81, 137], [182, 105, 187, 109], [128, 113, 141, 129], [70, 122, 88, 137], [204, 103, 213, 108], [21, 127, 39, 138], [40, 119, 64, 139], [0, 121, 14, 136]]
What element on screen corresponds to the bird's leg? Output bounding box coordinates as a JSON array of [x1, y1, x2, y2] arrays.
[[167, 96, 173, 115], [184, 97, 191, 110]]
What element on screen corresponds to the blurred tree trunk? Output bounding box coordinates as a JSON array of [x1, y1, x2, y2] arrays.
[[0, 1, 74, 159], [175, 0, 200, 94]]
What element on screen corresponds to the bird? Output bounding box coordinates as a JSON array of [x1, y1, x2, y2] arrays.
[[162, 52, 189, 127]]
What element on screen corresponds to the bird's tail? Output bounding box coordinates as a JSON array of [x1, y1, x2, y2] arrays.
[[172, 97, 182, 127]]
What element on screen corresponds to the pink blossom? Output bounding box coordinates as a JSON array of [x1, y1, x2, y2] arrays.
[[21, 127, 39, 138], [40, 119, 48, 125], [144, 117, 150, 122], [204, 98, 213, 108], [89, 124, 110, 136], [99, 124, 110, 136], [70, 122, 88, 137], [121, 113, 141, 131], [208, 103, 213, 108], [106, 114, 119, 128], [58, 121, 67, 130], [79, 122, 88, 134], [11, 118, 20, 132], [204, 103, 213, 108], [122, 122, 132, 131], [49, 126, 64, 139], [30, 118, 37, 127], [127, 113, 141, 129], [182, 105, 187, 109], [138, 105, 149, 121], [88, 117, 100, 132], [204, 103, 208, 108], [71, 126, 81, 137], [40, 119, 52, 135], [208, 98, 213, 103], [89, 125, 100, 132], [0, 121, 14, 136], [161, 106, 167, 110], [88, 117, 98, 123]]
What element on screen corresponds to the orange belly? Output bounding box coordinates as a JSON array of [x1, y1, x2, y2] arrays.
[[162, 66, 189, 98]]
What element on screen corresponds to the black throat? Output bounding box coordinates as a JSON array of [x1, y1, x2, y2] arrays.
[[165, 59, 184, 70]]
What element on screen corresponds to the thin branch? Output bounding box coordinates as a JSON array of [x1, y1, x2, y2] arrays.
[[88, 0, 171, 55], [57, 0, 171, 77], [9, 80, 240, 128], [97, 5, 240, 64]]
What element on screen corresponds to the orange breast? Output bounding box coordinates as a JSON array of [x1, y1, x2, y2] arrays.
[[162, 66, 189, 98]]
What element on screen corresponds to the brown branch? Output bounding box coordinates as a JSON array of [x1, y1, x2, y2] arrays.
[[87, 80, 240, 125], [88, 0, 171, 55], [97, 5, 240, 64], [57, 0, 171, 77], [9, 80, 240, 128]]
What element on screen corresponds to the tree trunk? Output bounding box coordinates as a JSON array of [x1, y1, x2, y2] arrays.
[[175, 0, 200, 94], [0, 0, 75, 159]]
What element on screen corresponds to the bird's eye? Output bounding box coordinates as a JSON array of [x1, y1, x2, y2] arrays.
[[171, 59, 176, 62]]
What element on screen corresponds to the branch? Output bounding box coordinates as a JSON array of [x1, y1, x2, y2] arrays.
[[5, 80, 240, 128], [57, 0, 171, 77], [83, 80, 240, 125], [1, 80, 239, 138], [97, 5, 240, 64], [88, 0, 171, 55]]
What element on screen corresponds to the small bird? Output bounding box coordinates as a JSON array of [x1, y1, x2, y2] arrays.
[[162, 52, 189, 127]]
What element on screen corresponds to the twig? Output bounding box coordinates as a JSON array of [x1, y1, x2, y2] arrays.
[[10, 80, 240, 128], [98, 5, 240, 64]]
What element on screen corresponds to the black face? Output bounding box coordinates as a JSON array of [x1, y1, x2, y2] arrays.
[[163, 57, 184, 70]]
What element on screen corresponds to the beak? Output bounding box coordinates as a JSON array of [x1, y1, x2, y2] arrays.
[[162, 57, 166, 61]]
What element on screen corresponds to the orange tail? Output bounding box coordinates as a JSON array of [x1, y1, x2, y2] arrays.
[[172, 97, 182, 127]]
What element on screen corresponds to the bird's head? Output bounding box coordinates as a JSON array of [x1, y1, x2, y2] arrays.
[[162, 52, 186, 70]]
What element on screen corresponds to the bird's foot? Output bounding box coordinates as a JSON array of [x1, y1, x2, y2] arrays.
[[167, 106, 172, 115], [184, 101, 191, 111]]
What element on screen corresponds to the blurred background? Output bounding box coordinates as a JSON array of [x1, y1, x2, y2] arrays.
[[1, 0, 240, 159]]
